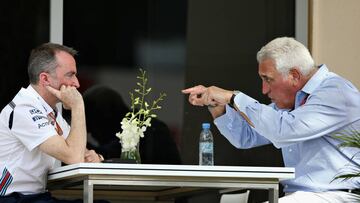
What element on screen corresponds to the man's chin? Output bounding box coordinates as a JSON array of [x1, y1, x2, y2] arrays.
[[273, 101, 283, 108], [276, 103, 293, 110]]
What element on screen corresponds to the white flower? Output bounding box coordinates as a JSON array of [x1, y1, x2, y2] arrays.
[[143, 117, 152, 127], [115, 69, 166, 153], [116, 118, 146, 152]]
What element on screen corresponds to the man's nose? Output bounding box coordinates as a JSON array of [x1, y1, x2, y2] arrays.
[[262, 81, 270, 95], [73, 76, 80, 88]]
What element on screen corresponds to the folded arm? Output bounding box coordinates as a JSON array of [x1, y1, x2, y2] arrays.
[[39, 85, 87, 164]]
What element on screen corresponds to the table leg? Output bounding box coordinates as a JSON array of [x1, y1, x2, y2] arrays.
[[84, 179, 93, 203], [269, 187, 279, 203]]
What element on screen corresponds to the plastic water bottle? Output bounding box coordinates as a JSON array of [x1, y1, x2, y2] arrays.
[[199, 123, 214, 165]]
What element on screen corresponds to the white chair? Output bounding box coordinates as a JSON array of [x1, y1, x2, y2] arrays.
[[220, 190, 250, 203]]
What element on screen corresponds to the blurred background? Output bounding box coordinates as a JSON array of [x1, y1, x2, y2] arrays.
[[0, 0, 295, 202], [2, 0, 359, 202]]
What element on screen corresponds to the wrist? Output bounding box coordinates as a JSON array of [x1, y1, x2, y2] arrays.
[[229, 90, 240, 109], [97, 153, 104, 162]]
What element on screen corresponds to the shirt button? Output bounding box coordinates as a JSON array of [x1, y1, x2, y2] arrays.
[[289, 148, 292, 152], [284, 185, 288, 188]]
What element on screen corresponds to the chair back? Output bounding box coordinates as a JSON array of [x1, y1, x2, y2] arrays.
[[220, 190, 250, 203]]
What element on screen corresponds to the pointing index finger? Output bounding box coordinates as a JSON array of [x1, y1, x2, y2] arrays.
[[181, 85, 206, 95]]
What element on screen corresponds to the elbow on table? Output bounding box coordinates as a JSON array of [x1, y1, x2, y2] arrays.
[[61, 152, 85, 164]]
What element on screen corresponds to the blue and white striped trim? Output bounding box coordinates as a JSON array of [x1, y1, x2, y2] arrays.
[[0, 167, 13, 196]]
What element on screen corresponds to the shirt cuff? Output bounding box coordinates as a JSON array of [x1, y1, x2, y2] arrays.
[[233, 92, 258, 113]]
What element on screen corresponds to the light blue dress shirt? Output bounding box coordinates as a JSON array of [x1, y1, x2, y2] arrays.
[[214, 65, 360, 192]]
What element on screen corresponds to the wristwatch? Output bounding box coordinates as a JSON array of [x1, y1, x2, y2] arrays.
[[97, 153, 104, 162], [229, 90, 240, 109]]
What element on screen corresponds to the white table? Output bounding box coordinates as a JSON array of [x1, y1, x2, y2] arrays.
[[47, 163, 294, 203]]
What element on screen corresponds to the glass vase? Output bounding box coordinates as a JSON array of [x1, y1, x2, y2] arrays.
[[120, 143, 141, 164]]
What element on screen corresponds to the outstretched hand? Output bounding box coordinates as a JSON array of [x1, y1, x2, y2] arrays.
[[182, 85, 209, 106], [182, 85, 233, 107], [182, 85, 235, 119]]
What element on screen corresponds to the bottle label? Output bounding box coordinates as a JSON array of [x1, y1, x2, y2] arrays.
[[200, 142, 213, 153]]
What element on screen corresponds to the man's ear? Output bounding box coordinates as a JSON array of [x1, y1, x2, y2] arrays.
[[289, 68, 301, 86], [39, 72, 51, 86]]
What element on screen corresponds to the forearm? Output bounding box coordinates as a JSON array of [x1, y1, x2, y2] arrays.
[[208, 105, 226, 119], [65, 103, 87, 162], [42, 85, 87, 163], [215, 106, 271, 148]]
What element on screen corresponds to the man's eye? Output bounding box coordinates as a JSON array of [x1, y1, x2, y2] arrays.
[[263, 77, 271, 83], [66, 73, 76, 78]]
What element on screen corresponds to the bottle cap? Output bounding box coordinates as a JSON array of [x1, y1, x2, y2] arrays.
[[202, 123, 210, 129]]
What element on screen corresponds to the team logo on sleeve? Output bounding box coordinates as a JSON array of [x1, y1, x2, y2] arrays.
[[0, 167, 13, 196]]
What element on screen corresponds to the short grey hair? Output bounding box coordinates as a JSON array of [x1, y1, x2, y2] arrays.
[[256, 37, 315, 76], [28, 43, 78, 84]]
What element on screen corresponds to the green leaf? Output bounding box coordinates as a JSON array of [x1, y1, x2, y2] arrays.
[[331, 127, 360, 181], [118, 68, 166, 142]]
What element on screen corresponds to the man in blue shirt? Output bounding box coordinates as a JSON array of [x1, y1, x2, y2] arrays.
[[182, 37, 360, 202]]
